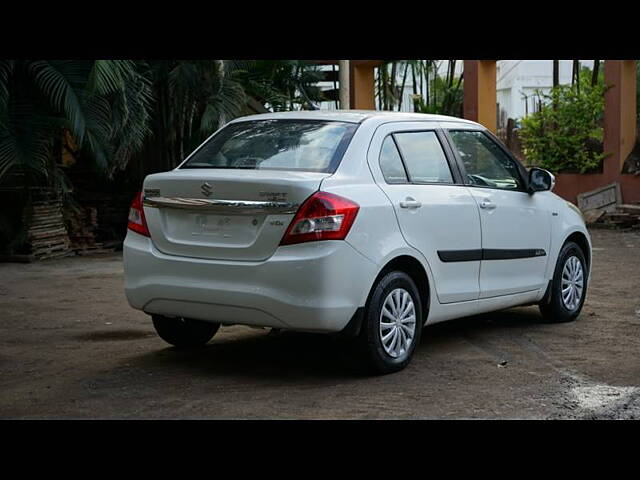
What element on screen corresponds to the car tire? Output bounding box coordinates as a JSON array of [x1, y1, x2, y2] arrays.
[[357, 271, 423, 374], [539, 241, 588, 323], [151, 315, 220, 348]]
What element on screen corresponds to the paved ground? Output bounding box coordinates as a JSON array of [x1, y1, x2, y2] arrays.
[[1, 228, 639, 419]]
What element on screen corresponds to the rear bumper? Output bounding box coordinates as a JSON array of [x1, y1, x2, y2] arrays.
[[123, 232, 377, 332]]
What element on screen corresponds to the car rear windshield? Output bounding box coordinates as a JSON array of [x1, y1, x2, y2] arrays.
[[180, 119, 359, 173]]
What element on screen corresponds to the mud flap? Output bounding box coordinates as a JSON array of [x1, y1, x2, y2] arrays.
[[338, 307, 364, 338], [540, 279, 553, 305]]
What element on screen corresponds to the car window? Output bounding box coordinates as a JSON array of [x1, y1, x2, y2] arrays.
[[393, 131, 453, 184], [448, 130, 522, 190], [379, 136, 408, 184], [181, 119, 358, 173]]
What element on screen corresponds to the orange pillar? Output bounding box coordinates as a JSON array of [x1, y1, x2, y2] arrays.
[[349, 60, 380, 110], [604, 60, 637, 177], [463, 60, 497, 133]]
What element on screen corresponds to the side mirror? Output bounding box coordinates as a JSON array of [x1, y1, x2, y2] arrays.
[[528, 167, 555, 193]]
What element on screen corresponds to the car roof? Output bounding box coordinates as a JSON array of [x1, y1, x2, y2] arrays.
[[229, 110, 481, 127]]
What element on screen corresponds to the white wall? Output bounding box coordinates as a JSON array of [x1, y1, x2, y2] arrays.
[[497, 60, 595, 124]]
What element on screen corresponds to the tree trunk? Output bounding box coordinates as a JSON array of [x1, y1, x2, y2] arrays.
[[377, 67, 382, 110], [446, 60, 456, 114], [411, 62, 417, 112], [572, 60, 580, 90], [419, 61, 424, 106], [591, 60, 600, 87], [332, 64, 339, 109], [452, 71, 464, 116], [381, 64, 388, 110], [397, 62, 409, 111], [432, 62, 438, 110], [389, 61, 398, 110]]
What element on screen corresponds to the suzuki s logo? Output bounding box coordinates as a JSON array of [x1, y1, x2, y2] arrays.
[[201, 182, 213, 197]]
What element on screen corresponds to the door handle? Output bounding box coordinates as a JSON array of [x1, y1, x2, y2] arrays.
[[479, 199, 496, 210], [400, 198, 422, 209]]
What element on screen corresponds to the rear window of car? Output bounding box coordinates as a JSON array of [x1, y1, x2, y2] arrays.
[[180, 119, 359, 173], [393, 131, 453, 184]]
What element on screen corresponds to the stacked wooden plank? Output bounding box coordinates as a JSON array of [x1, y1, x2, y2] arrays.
[[66, 205, 101, 255], [588, 204, 640, 230], [63, 165, 131, 253], [18, 183, 130, 261], [95, 194, 131, 247], [27, 198, 73, 260], [66, 205, 122, 255]]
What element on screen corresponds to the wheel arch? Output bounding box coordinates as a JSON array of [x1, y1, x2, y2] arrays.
[[368, 254, 431, 324], [564, 230, 591, 270]]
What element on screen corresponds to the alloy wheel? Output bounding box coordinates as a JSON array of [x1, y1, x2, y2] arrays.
[[379, 288, 417, 358], [561, 255, 584, 311]]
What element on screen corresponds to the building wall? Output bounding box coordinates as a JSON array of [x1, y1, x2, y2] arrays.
[[496, 60, 595, 125]]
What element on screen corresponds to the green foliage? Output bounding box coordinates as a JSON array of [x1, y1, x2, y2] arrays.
[[0, 60, 153, 186], [519, 83, 608, 173], [234, 60, 325, 111], [141, 60, 326, 172], [0, 59, 328, 186], [375, 60, 463, 116], [144, 60, 247, 169], [412, 71, 463, 116], [578, 64, 603, 88], [0, 59, 329, 253]]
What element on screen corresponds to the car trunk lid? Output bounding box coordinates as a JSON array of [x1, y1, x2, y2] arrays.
[[142, 169, 327, 261]]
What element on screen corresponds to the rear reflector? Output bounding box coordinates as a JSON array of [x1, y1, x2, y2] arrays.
[[127, 191, 150, 237], [280, 191, 359, 246]]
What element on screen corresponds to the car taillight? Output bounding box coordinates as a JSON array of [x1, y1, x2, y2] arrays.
[[280, 191, 359, 246], [127, 191, 150, 237]]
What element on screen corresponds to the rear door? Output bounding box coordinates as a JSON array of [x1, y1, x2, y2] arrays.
[[142, 118, 358, 261], [368, 122, 482, 304], [445, 129, 551, 298]]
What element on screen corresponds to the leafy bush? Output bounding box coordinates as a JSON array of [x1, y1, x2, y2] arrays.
[[411, 76, 463, 117], [519, 84, 608, 173]]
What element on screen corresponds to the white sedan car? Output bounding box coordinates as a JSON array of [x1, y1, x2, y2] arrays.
[[124, 111, 591, 374]]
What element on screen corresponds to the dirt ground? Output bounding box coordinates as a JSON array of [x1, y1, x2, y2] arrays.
[[1, 228, 639, 419]]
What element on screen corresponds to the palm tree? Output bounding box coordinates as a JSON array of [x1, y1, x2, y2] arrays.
[[234, 60, 325, 112], [0, 59, 328, 254], [0, 60, 153, 256], [138, 60, 325, 173], [381, 60, 463, 116], [0, 60, 153, 188], [141, 60, 246, 172]]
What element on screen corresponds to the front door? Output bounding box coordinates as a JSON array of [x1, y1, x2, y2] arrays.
[[369, 123, 482, 304], [446, 129, 551, 298]]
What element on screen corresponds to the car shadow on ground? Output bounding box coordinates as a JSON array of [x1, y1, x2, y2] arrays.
[[76, 329, 156, 342], [425, 306, 546, 345], [120, 306, 549, 382], [127, 329, 368, 382]]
